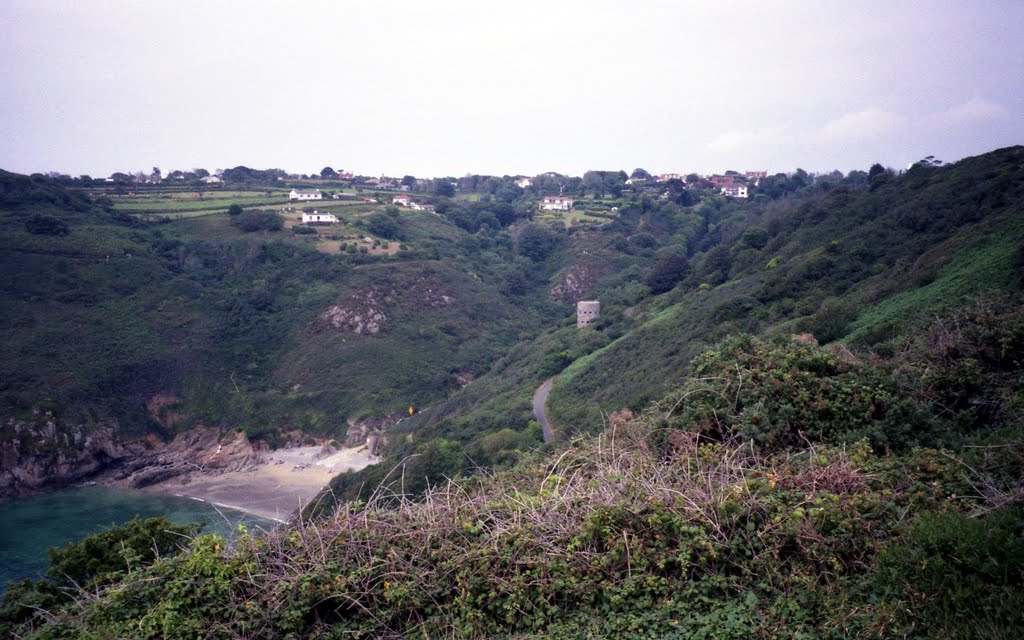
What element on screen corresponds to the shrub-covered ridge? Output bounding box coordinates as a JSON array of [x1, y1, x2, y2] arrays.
[[6, 326, 1023, 639]]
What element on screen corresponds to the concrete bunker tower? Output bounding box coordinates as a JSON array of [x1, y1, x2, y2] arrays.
[[576, 300, 600, 328]]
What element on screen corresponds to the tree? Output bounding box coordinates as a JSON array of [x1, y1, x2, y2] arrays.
[[737, 226, 769, 250], [367, 210, 402, 239], [701, 245, 732, 285], [434, 180, 456, 197], [321, 166, 338, 179], [401, 175, 416, 187], [645, 250, 690, 294], [227, 204, 243, 216], [868, 163, 890, 191], [791, 168, 809, 188], [517, 224, 561, 262], [630, 168, 651, 180]]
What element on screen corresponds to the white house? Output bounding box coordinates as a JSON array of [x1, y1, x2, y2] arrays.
[[721, 184, 749, 198], [201, 175, 222, 184], [392, 194, 412, 206], [301, 211, 338, 225], [539, 195, 574, 212], [290, 188, 323, 201], [515, 177, 532, 189]]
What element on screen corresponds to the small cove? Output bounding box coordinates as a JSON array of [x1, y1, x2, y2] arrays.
[[0, 485, 276, 594]]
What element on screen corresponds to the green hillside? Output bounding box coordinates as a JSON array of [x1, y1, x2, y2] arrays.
[[3, 150, 1023, 479], [284, 149, 1024, 513], [2, 147, 1024, 637], [6, 312, 1023, 638], [0, 171, 561, 450]]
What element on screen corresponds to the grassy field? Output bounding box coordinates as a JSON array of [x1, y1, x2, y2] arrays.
[[534, 209, 616, 228], [98, 188, 293, 219], [114, 198, 288, 212]]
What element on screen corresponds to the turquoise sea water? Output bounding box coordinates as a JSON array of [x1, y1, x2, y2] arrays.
[[0, 485, 276, 593]]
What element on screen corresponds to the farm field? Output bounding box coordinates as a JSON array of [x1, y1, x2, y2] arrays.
[[534, 208, 614, 228], [96, 188, 291, 219]]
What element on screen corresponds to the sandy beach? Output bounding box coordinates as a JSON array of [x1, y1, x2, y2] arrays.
[[147, 444, 380, 523]]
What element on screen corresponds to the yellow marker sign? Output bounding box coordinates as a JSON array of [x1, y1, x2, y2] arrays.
[[408, 406, 414, 416]]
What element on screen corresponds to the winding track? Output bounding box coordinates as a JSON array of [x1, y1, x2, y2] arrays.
[[532, 378, 555, 443]]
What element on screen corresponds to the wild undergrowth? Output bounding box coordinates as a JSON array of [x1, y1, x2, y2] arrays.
[[10, 325, 1024, 638]]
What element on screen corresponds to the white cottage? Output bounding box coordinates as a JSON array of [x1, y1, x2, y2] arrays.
[[301, 211, 338, 225], [539, 196, 574, 212], [290, 188, 323, 201]]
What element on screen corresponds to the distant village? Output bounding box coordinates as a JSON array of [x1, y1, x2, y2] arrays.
[[43, 161, 883, 234], [75, 165, 789, 216]]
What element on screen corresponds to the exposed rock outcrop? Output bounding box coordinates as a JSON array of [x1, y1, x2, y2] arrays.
[[1, 410, 260, 499], [315, 278, 456, 336], [343, 413, 403, 453], [549, 261, 608, 303], [319, 292, 389, 335], [1, 413, 130, 498], [116, 427, 260, 489]]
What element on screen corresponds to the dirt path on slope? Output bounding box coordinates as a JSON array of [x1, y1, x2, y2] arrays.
[[532, 378, 555, 443]]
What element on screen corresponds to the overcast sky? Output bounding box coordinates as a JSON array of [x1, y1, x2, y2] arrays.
[[2, 1, 1022, 178]]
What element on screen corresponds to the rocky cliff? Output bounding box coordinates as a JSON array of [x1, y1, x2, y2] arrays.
[[1, 411, 129, 498], [0, 409, 260, 499]]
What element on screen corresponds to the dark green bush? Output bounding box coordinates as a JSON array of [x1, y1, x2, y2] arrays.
[[661, 334, 941, 452], [644, 250, 690, 294], [875, 508, 1024, 638], [235, 210, 283, 232], [0, 517, 199, 636], [24, 214, 69, 235]]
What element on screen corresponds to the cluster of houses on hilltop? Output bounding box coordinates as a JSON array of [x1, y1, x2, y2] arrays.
[[637, 170, 768, 198]]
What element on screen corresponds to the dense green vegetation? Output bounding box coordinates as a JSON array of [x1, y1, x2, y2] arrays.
[[5, 313, 1022, 637], [543, 148, 1024, 433], [0, 517, 198, 637], [307, 147, 1023, 513], [0, 170, 562, 449], [2, 148, 1023, 636]]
